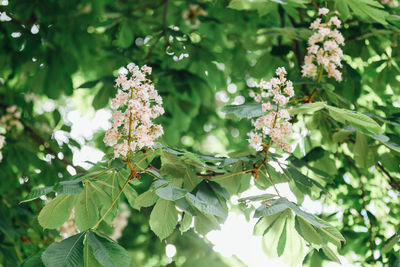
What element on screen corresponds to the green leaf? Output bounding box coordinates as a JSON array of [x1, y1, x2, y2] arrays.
[[20, 186, 54, 203], [382, 233, 400, 253], [209, 182, 230, 201], [279, 213, 307, 267], [325, 105, 383, 134], [41, 232, 85, 267], [74, 184, 99, 231], [92, 85, 113, 110], [20, 249, 45, 267], [122, 184, 138, 208], [344, 0, 388, 25], [134, 190, 158, 209], [160, 150, 200, 191], [221, 103, 264, 119], [149, 199, 178, 240], [84, 238, 101, 267], [180, 213, 193, 232], [254, 199, 290, 218], [369, 134, 400, 153], [289, 102, 325, 115], [194, 213, 221, 235], [87, 231, 131, 267], [317, 224, 346, 248], [277, 218, 287, 257], [186, 193, 226, 218], [354, 131, 374, 169], [261, 210, 288, 258], [212, 161, 251, 195], [38, 194, 77, 229], [239, 193, 277, 203], [77, 79, 100, 89], [155, 182, 187, 201], [54, 180, 83, 195], [287, 166, 328, 193], [321, 246, 340, 263], [295, 216, 323, 245], [253, 212, 283, 236], [335, 0, 351, 20], [114, 20, 134, 48]]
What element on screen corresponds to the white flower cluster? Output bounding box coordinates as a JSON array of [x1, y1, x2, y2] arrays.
[[302, 8, 345, 82], [248, 67, 294, 152], [104, 63, 165, 158], [381, 0, 399, 7]]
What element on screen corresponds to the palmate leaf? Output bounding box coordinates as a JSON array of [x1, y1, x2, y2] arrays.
[[41, 232, 85, 267], [38, 194, 77, 229], [87, 231, 131, 267], [149, 199, 178, 240]]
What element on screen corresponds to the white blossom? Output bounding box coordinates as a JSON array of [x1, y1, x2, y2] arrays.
[[302, 8, 345, 82], [104, 63, 164, 158], [247, 67, 294, 152]]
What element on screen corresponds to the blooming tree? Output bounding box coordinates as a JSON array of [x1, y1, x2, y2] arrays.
[[1, 1, 400, 267]]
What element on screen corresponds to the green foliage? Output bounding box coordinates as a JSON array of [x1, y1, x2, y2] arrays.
[[41, 232, 85, 267], [149, 199, 178, 240], [87, 231, 131, 267], [1, 0, 400, 266], [38, 194, 77, 229]]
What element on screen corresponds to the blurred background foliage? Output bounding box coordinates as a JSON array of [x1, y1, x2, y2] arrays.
[[0, 0, 400, 266]]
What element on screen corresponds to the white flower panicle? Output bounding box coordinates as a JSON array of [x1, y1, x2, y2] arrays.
[[248, 67, 294, 152], [302, 8, 345, 82], [104, 63, 165, 158], [381, 0, 399, 7]]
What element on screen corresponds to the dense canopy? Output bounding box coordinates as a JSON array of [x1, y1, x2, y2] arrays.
[[1, 0, 400, 266]]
